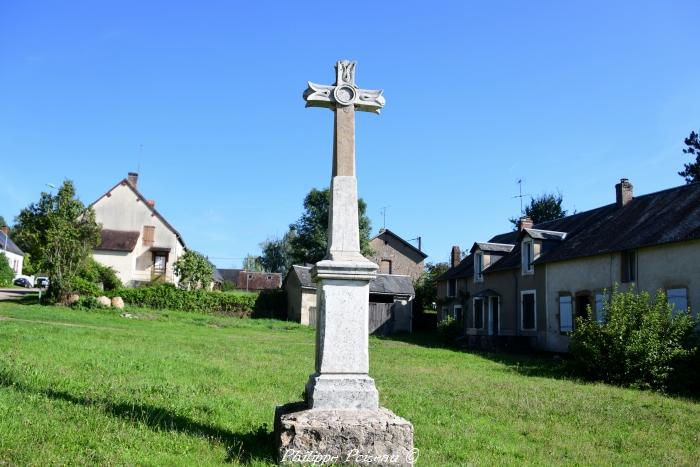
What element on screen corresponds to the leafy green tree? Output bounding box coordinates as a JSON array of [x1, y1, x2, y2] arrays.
[[414, 262, 450, 313], [12, 181, 100, 302], [173, 250, 214, 290], [288, 187, 373, 266], [242, 254, 264, 272], [510, 192, 567, 227], [259, 231, 294, 274], [679, 130, 700, 184], [0, 253, 14, 286]]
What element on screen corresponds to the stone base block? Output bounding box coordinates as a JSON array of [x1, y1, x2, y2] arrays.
[[305, 373, 379, 410], [274, 402, 415, 466]]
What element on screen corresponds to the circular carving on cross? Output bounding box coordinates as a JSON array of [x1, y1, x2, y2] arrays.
[[333, 85, 356, 106]]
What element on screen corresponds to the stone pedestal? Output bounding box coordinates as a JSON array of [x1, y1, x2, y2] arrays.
[[275, 403, 415, 466]]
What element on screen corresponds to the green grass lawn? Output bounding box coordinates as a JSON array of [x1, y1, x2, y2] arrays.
[[1, 301, 699, 466]]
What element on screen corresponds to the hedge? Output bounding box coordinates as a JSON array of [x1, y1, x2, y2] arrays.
[[107, 284, 286, 318]]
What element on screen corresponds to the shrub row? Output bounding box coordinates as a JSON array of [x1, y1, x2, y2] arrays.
[[106, 284, 261, 316], [570, 287, 698, 392]]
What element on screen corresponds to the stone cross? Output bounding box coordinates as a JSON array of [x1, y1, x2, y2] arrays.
[[304, 60, 385, 263], [302, 60, 385, 410], [274, 62, 413, 464]]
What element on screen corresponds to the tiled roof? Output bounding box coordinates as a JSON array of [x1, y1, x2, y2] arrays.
[[439, 182, 700, 278], [0, 231, 23, 256], [488, 182, 700, 273], [371, 229, 428, 259], [95, 229, 140, 252]]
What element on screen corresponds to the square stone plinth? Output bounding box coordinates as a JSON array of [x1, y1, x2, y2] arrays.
[[274, 402, 415, 466]]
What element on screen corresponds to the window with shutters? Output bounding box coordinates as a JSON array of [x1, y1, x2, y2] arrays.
[[666, 288, 688, 315], [454, 305, 463, 322], [522, 240, 535, 275], [447, 279, 456, 297], [521, 290, 536, 331], [559, 295, 573, 333], [143, 225, 155, 245], [474, 252, 484, 282], [594, 293, 606, 322], [621, 250, 636, 283]]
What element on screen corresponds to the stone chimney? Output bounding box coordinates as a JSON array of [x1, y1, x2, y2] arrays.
[[451, 245, 461, 268], [615, 178, 633, 208], [127, 172, 139, 188], [1, 226, 8, 235], [518, 216, 534, 231]]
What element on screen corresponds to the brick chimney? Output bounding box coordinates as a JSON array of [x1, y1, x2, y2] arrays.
[[451, 245, 461, 268], [518, 216, 534, 231], [615, 178, 633, 208], [127, 172, 139, 188], [1, 226, 8, 235]]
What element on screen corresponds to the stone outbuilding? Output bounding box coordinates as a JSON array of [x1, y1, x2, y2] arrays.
[[367, 228, 427, 281], [284, 265, 415, 334]]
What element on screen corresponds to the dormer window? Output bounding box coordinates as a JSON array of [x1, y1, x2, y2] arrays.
[[522, 240, 534, 275], [474, 252, 484, 282]]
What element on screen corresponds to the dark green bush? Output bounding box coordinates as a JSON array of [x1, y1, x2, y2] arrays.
[[78, 258, 122, 291], [70, 276, 102, 297], [570, 287, 698, 391], [70, 296, 106, 310], [437, 315, 462, 346], [252, 289, 287, 319], [108, 284, 258, 316], [0, 253, 14, 287]]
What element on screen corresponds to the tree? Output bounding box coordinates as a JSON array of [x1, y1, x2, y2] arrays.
[[679, 130, 700, 184], [509, 192, 567, 227], [414, 262, 450, 313], [173, 250, 214, 290], [259, 231, 294, 274], [288, 187, 373, 266], [241, 254, 264, 272], [0, 253, 14, 287], [12, 181, 100, 302]]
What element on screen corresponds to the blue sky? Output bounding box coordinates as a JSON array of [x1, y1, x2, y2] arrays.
[[1, 1, 699, 268]]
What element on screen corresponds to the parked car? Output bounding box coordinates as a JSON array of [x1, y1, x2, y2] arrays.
[[36, 277, 50, 288], [13, 275, 34, 287], [13, 277, 32, 288]]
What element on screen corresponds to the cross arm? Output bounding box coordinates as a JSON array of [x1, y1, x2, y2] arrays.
[[303, 82, 386, 114]]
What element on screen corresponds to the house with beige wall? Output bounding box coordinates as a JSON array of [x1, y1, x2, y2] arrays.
[[90, 173, 186, 286], [367, 228, 427, 281], [437, 179, 700, 352]]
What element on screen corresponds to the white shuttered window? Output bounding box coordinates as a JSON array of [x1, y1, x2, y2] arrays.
[[560, 295, 573, 332], [667, 288, 688, 315]]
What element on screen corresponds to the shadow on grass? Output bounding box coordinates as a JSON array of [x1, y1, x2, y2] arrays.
[[0, 368, 276, 464]]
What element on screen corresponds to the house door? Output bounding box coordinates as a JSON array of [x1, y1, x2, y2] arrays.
[[490, 297, 499, 336]]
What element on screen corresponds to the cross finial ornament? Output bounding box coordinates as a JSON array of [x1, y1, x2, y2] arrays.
[[304, 60, 385, 113]]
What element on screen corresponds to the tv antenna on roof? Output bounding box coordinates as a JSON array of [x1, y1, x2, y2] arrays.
[[380, 206, 390, 230], [512, 178, 531, 214]]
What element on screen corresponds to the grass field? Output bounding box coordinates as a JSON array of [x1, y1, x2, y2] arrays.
[[1, 301, 699, 466]]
